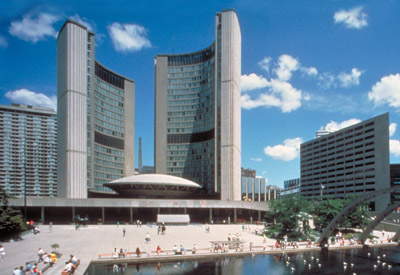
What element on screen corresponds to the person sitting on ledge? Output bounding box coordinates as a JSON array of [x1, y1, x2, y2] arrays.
[[156, 245, 162, 256], [192, 244, 197, 254], [173, 245, 180, 255], [136, 247, 141, 257], [62, 261, 76, 274]]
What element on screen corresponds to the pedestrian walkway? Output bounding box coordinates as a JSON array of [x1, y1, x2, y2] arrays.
[[0, 224, 396, 275], [0, 223, 269, 275]]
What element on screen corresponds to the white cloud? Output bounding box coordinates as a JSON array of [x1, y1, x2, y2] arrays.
[[264, 137, 302, 161], [9, 13, 60, 43], [274, 54, 300, 81], [258, 57, 272, 72], [250, 157, 262, 162], [69, 14, 96, 32], [334, 6, 368, 29], [108, 22, 151, 52], [390, 123, 397, 137], [5, 89, 57, 110], [338, 68, 363, 87], [241, 73, 269, 92], [319, 118, 361, 132], [301, 66, 318, 77], [270, 79, 302, 112], [368, 74, 400, 108], [0, 36, 8, 48], [390, 140, 400, 157], [241, 93, 281, 110]]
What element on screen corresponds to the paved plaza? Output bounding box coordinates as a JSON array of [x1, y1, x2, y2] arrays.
[[0, 223, 396, 275], [0, 223, 270, 275]]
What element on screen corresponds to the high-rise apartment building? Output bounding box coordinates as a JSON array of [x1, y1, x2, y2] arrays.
[[300, 113, 390, 211], [57, 20, 135, 198], [154, 10, 241, 201], [0, 104, 57, 197]]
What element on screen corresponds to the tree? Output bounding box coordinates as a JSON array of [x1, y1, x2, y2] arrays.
[[0, 187, 26, 240], [312, 195, 370, 232], [268, 195, 312, 237]]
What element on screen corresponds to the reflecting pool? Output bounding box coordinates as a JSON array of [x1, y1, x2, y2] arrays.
[[86, 246, 400, 274]]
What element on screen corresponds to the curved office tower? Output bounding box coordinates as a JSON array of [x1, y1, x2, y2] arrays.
[[57, 20, 135, 198], [155, 10, 241, 201]]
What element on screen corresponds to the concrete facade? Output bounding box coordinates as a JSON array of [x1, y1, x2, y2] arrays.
[[300, 113, 390, 212], [154, 10, 241, 201], [57, 20, 135, 198]]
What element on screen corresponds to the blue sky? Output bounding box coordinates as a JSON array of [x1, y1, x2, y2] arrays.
[[1, 0, 400, 188]]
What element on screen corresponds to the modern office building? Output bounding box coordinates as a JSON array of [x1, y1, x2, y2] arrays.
[[0, 104, 57, 197], [154, 10, 241, 201], [240, 168, 279, 202], [57, 20, 135, 198], [281, 178, 301, 197], [391, 164, 400, 203], [300, 113, 390, 211]]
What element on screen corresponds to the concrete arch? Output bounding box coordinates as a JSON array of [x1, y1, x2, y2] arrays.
[[358, 201, 400, 243], [318, 186, 400, 247]]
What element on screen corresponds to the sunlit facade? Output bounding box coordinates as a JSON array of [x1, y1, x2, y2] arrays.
[[0, 104, 57, 197], [155, 10, 241, 200], [57, 20, 135, 198]]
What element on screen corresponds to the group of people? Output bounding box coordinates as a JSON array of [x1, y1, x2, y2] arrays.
[[157, 223, 166, 235], [12, 262, 42, 275], [61, 255, 79, 274]]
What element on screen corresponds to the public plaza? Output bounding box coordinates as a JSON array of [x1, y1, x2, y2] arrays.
[[0, 223, 396, 275]]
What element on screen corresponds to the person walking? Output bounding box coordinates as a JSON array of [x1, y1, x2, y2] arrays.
[[0, 245, 4, 262], [122, 228, 126, 237]]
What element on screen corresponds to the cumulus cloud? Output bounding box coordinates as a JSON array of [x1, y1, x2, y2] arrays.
[[368, 74, 400, 108], [108, 22, 151, 52], [390, 140, 400, 157], [9, 13, 60, 43], [250, 157, 262, 162], [5, 89, 57, 110], [338, 68, 363, 87], [241, 93, 281, 110], [69, 14, 96, 32], [390, 123, 397, 137], [264, 137, 302, 161], [274, 54, 300, 81], [241, 73, 269, 92], [319, 118, 361, 132], [0, 36, 8, 48], [334, 6, 368, 29], [258, 57, 272, 72]]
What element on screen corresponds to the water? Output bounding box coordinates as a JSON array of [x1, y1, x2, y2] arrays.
[[86, 246, 400, 274]]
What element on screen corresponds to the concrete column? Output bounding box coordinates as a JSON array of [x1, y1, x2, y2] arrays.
[[228, 216, 231, 224], [158, 207, 161, 214], [234, 209, 237, 223], [102, 207, 105, 224], [250, 216, 253, 224], [209, 208, 213, 223], [258, 211, 261, 222], [184, 208, 187, 214], [130, 208, 133, 224], [41, 207, 45, 224], [72, 207, 75, 223]]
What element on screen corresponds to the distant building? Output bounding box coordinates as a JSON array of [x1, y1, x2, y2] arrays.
[[281, 178, 301, 197], [300, 113, 390, 211], [154, 10, 241, 200], [57, 20, 135, 198], [0, 104, 57, 197], [266, 185, 282, 200], [391, 164, 400, 203]]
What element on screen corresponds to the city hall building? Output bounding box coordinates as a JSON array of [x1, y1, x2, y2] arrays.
[[154, 10, 241, 201], [57, 20, 135, 198], [300, 113, 390, 211]]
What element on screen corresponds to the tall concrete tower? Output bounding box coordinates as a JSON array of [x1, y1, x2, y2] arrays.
[[154, 10, 241, 200]]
